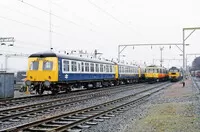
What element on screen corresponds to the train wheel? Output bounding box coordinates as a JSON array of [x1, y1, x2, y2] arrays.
[[114, 81, 119, 86], [52, 90, 59, 95], [36, 83, 44, 95], [65, 88, 71, 93], [65, 89, 70, 93], [65, 85, 73, 92]]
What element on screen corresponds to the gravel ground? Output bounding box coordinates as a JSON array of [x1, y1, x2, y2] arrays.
[[82, 78, 200, 132], [1, 83, 157, 130]]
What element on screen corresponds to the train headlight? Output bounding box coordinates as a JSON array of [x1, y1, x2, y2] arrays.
[[25, 80, 31, 86], [44, 80, 51, 87]]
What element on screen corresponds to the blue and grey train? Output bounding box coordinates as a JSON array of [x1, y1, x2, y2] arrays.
[[25, 51, 145, 94]]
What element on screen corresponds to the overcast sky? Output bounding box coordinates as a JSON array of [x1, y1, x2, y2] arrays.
[[0, 0, 200, 71]]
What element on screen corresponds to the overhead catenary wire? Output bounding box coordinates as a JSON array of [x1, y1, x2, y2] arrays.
[[0, 15, 48, 31], [15, 0, 133, 42], [0, 15, 72, 38], [88, 0, 125, 25], [0, 4, 60, 28], [17, 0, 80, 26], [17, 0, 97, 33], [0, 3, 75, 33], [51, 1, 98, 28], [87, 0, 137, 32], [0, 14, 94, 48]]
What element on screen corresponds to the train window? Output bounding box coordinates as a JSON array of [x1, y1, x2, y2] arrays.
[[103, 65, 106, 72], [78, 63, 81, 72], [30, 61, 39, 70], [81, 62, 84, 72], [95, 64, 99, 72], [90, 63, 94, 72], [106, 65, 109, 72], [43, 61, 53, 70], [173, 69, 178, 72], [112, 65, 115, 73], [100, 64, 103, 72], [110, 65, 112, 72], [71, 61, 77, 72], [63, 60, 69, 72], [85, 63, 89, 72], [126, 67, 128, 73], [122, 67, 125, 73]]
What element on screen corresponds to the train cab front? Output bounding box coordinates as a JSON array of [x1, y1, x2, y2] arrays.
[[169, 72, 178, 82], [25, 52, 58, 94], [145, 73, 158, 83]]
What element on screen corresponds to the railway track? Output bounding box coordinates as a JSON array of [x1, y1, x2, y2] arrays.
[[1, 82, 171, 131], [0, 83, 150, 126], [0, 83, 144, 108]]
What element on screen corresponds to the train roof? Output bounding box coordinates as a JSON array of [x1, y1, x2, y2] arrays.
[[146, 65, 167, 69], [29, 51, 115, 64], [116, 63, 138, 68], [169, 66, 179, 70], [29, 51, 140, 67]]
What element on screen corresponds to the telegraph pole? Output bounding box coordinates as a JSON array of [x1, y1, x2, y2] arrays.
[[160, 47, 164, 67]]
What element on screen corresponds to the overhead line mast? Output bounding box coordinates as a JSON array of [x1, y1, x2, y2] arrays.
[[49, 0, 52, 51]]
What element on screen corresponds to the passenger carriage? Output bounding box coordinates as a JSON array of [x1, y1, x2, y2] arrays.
[[117, 63, 139, 84], [26, 51, 117, 94], [145, 65, 168, 83]]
